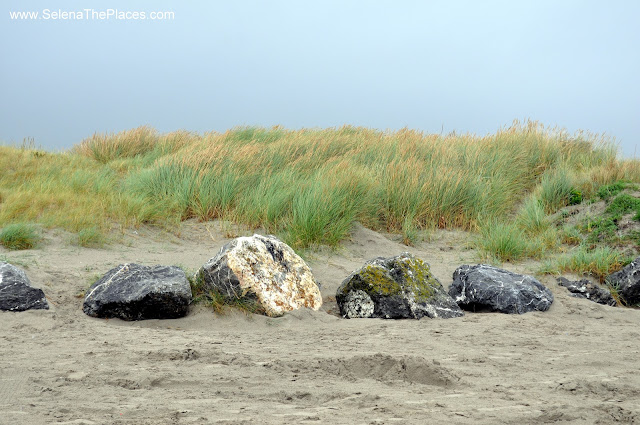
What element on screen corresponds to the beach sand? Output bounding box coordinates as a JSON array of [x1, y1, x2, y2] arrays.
[[2, 221, 639, 424]]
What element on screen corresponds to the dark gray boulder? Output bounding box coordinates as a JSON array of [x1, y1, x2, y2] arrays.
[[557, 277, 616, 306], [83, 263, 192, 320], [336, 253, 463, 319], [449, 264, 553, 314], [0, 262, 49, 311], [606, 257, 640, 306]]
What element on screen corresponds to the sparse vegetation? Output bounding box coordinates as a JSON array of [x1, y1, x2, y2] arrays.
[[542, 246, 631, 281], [0, 223, 41, 250], [188, 268, 265, 315], [75, 226, 106, 248], [597, 181, 626, 201]]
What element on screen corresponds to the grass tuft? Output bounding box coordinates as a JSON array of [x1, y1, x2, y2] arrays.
[[188, 269, 265, 315], [75, 226, 106, 248], [0, 223, 41, 250], [539, 168, 576, 213], [477, 221, 528, 262], [543, 246, 630, 281]]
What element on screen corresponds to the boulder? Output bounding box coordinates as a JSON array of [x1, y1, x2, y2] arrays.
[[0, 262, 49, 311], [449, 264, 553, 314], [557, 277, 616, 306], [83, 263, 192, 320], [336, 253, 463, 319], [606, 256, 640, 305], [196, 234, 322, 317]]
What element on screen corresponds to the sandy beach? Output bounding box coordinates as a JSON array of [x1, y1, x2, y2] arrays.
[[2, 221, 639, 424]]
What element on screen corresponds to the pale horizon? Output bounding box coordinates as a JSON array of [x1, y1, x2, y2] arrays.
[[1, 1, 638, 157]]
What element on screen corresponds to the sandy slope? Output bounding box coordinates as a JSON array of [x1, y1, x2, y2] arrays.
[[1, 221, 639, 424]]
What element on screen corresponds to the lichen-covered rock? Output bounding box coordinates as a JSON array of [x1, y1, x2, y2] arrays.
[[449, 264, 553, 314], [197, 234, 322, 317], [557, 277, 616, 306], [0, 262, 49, 311], [606, 256, 640, 305], [83, 263, 192, 320], [336, 253, 463, 319]]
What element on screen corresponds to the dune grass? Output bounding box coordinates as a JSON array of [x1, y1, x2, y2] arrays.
[[541, 246, 631, 281], [0, 223, 41, 250], [1, 121, 638, 264]]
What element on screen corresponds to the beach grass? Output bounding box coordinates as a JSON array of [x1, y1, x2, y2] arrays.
[[1, 121, 639, 274], [0, 223, 41, 250], [541, 246, 631, 281]]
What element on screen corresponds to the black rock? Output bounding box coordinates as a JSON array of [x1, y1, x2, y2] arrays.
[[557, 277, 616, 306], [606, 256, 640, 305], [449, 264, 553, 314], [83, 263, 192, 321], [336, 253, 464, 319], [0, 262, 49, 311]]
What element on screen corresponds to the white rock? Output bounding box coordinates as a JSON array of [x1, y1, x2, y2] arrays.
[[198, 234, 322, 317]]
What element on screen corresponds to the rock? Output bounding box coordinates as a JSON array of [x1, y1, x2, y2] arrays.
[[606, 256, 640, 305], [197, 234, 322, 317], [83, 263, 192, 320], [336, 253, 463, 319], [449, 264, 553, 314], [0, 262, 49, 311], [557, 277, 616, 306]]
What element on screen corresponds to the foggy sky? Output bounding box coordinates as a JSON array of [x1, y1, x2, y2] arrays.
[[1, 0, 638, 157]]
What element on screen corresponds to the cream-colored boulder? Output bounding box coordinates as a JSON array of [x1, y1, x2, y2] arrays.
[[196, 234, 322, 316]]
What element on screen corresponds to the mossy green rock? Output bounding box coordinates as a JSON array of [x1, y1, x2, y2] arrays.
[[336, 253, 463, 319]]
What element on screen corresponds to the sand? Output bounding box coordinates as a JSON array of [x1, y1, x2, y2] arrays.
[[1, 221, 639, 424]]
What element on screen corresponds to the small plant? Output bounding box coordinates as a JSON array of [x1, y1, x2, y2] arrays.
[[539, 168, 574, 213], [188, 270, 264, 315], [0, 254, 30, 268], [605, 193, 640, 217], [549, 246, 630, 281], [0, 223, 41, 250], [582, 216, 618, 244], [568, 188, 583, 205], [604, 280, 624, 306], [75, 226, 106, 247], [517, 197, 549, 235], [596, 181, 626, 200], [477, 222, 527, 262], [560, 225, 583, 245], [401, 215, 419, 246]]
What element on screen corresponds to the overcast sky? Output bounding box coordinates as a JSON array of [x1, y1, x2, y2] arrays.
[[1, 1, 638, 157]]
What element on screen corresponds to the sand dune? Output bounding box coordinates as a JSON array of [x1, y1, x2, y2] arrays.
[[2, 221, 639, 424]]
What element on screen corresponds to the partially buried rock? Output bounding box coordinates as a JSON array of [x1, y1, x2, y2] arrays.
[[83, 263, 192, 320], [0, 261, 49, 311], [449, 264, 553, 314], [336, 253, 463, 319], [606, 256, 640, 306], [557, 277, 616, 306], [196, 234, 322, 317]]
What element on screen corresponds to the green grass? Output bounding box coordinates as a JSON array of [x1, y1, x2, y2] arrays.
[[542, 246, 631, 281], [517, 197, 550, 235], [597, 181, 626, 200], [188, 269, 265, 315], [573, 192, 640, 246], [0, 223, 41, 250], [75, 226, 106, 248], [477, 221, 529, 262], [1, 121, 638, 253], [605, 193, 640, 217], [539, 168, 576, 213]]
